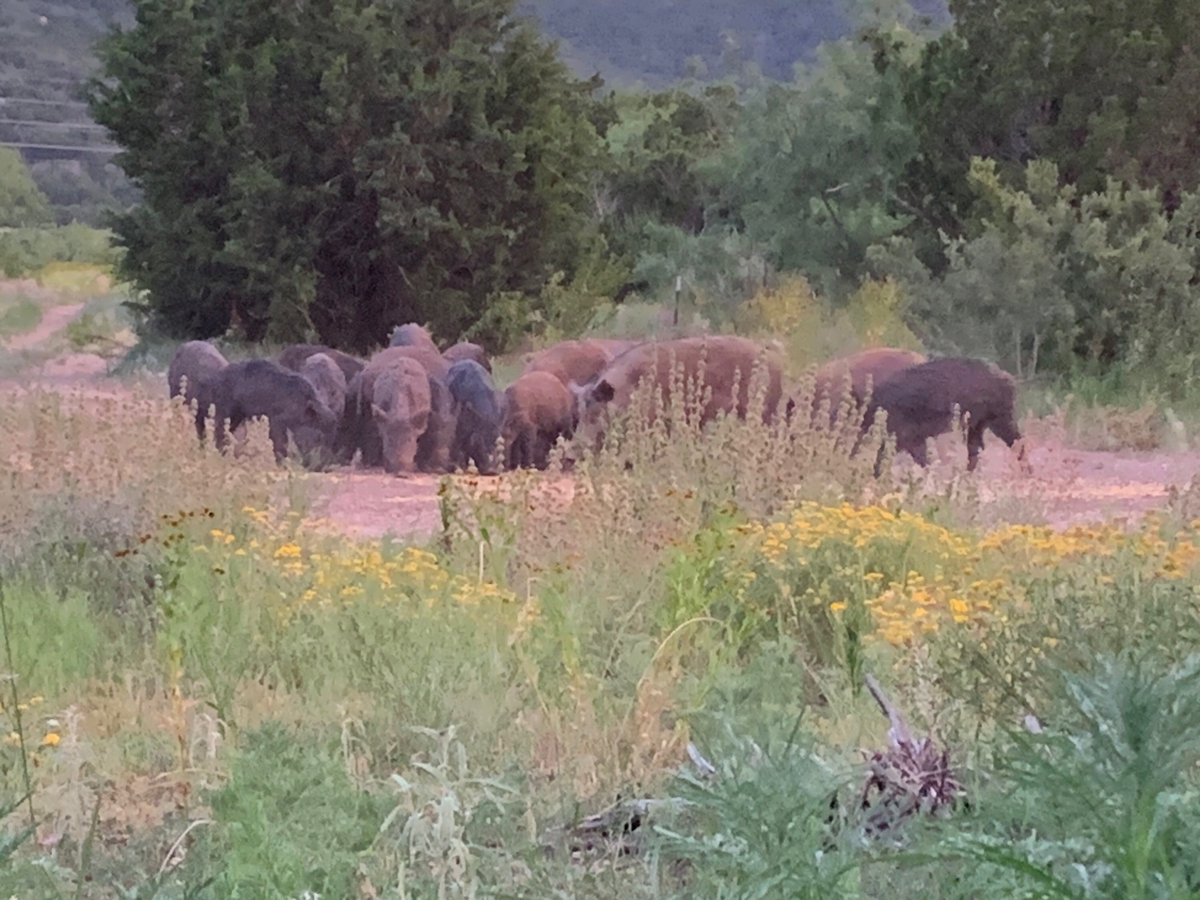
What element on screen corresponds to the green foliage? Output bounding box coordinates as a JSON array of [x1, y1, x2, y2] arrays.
[[0, 147, 52, 228], [199, 722, 383, 899], [0, 793, 41, 898], [933, 656, 1200, 899], [466, 233, 630, 347], [704, 29, 921, 294], [64, 290, 135, 355], [882, 0, 1200, 249], [870, 158, 1200, 392], [657, 728, 860, 899], [930, 547, 1200, 730], [28, 156, 141, 228], [0, 295, 41, 338], [379, 726, 522, 899], [600, 86, 738, 259], [629, 220, 768, 323], [153, 514, 268, 731], [0, 578, 102, 701], [0, 223, 116, 277], [90, 0, 609, 351]]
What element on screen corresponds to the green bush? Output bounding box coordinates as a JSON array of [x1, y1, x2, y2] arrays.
[[0, 146, 51, 229], [0, 295, 41, 337], [870, 158, 1200, 395], [925, 655, 1200, 900], [657, 727, 861, 900], [0, 224, 117, 277], [0, 577, 102, 703]]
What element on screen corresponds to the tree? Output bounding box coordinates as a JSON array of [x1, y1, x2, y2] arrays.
[[89, 0, 609, 350], [879, 0, 1200, 253], [598, 85, 739, 265], [0, 146, 52, 228], [702, 29, 920, 295]]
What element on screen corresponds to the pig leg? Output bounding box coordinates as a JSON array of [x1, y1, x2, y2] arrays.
[[268, 419, 290, 462], [966, 423, 986, 472]]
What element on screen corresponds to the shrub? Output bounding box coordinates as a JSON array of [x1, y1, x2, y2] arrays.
[[0, 384, 274, 541], [657, 728, 861, 900], [0, 225, 116, 277], [926, 656, 1200, 899], [0, 295, 40, 338], [666, 501, 1200, 719], [870, 158, 1200, 394]]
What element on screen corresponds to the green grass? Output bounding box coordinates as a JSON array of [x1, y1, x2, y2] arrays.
[[0, 295, 41, 338], [5, 337, 1200, 897]]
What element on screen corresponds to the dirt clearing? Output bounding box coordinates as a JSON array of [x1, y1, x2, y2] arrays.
[[4, 301, 1200, 538]]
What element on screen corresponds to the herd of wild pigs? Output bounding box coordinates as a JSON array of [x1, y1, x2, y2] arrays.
[[168, 326, 1025, 476]]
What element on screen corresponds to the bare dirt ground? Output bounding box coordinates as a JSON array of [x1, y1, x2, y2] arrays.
[[3, 301, 85, 352], [4, 299, 1199, 537], [315, 471, 449, 538], [308, 435, 1200, 538], [951, 430, 1194, 528]]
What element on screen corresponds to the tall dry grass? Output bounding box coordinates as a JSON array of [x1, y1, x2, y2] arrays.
[[0, 385, 279, 541]]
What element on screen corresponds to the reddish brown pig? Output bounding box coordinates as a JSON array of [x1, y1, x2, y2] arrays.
[[572, 336, 785, 450], [587, 338, 641, 360], [805, 347, 925, 422], [503, 371, 576, 470], [442, 341, 491, 373], [388, 323, 438, 351], [369, 344, 450, 381], [523, 339, 614, 387]]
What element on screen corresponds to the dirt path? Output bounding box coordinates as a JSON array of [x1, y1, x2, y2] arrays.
[[967, 436, 1195, 528], [3, 302, 85, 351], [302, 432, 1200, 540], [313, 472, 447, 539]]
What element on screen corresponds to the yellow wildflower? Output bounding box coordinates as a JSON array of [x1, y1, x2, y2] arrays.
[[948, 597, 969, 623]]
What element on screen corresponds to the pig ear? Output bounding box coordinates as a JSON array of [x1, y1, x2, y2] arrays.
[[591, 379, 615, 404]]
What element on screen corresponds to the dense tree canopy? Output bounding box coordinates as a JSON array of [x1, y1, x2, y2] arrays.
[[0, 146, 52, 227], [703, 31, 919, 293], [89, 0, 609, 349], [876, 0, 1200, 254]]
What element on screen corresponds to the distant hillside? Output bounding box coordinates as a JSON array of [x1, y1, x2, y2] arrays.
[[0, 0, 134, 223], [518, 0, 949, 86], [0, 0, 128, 87], [517, 0, 847, 85]]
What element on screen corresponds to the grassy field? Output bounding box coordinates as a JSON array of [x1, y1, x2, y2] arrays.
[[1, 349, 1199, 900], [0, 267, 1198, 897]]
